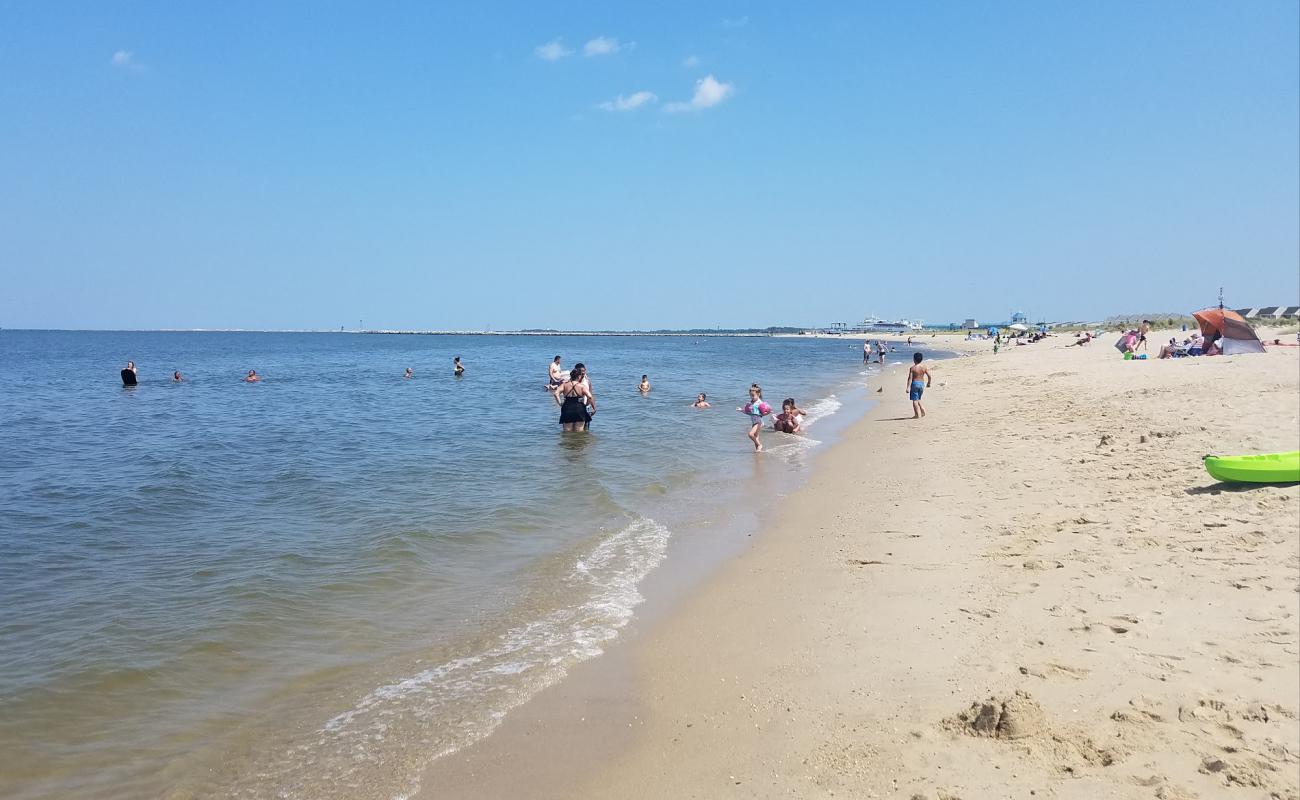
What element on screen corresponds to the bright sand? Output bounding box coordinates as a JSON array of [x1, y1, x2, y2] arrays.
[[422, 329, 1299, 799]]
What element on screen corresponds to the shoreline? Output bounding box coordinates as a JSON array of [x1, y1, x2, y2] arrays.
[[420, 328, 1298, 799]]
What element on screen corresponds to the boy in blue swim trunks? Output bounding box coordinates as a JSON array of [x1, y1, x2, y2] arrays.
[[906, 352, 931, 419]]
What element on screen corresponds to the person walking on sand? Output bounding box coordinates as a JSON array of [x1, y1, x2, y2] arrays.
[[556, 368, 595, 432], [738, 384, 772, 452], [906, 353, 932, 419]]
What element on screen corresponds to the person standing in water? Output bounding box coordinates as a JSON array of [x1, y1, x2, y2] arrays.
[[863, 341, 871, 364], [172, 371, 184, 382], [453, 357, 465, 377], [556, 368, 595, 432], [547, 356, 564, 389], [571, 363, 595, 429], [692, 393, 711, 408], [403, 367, 413, 379], [738, 384, 771, 452], [639, 375, 651, 393], [120, 361, 138, 386], [906, 353, 932, 419], [244, 370, 261, 383]]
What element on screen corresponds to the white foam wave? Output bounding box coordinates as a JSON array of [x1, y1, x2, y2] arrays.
[[296, 517, 672, 800], [798, 394, 841, 428]]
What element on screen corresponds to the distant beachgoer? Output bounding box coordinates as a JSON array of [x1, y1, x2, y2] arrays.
[[907, 353, 931, 419], [692, 393, 711, 409], [738, 384, 772, 452], [548, 356, 564, 388], [244, 370, 261, 383], [453, 357, 465, 376], [1137, 320, 1152, 351], [863, 341, 871, 364], [876, 341, 886, 364], [774, 398, 806, 434], [121, 361, 138, 387], [404, 367, 413, 379], [1203, 332, 1222, 356], [639, 375, 651, 393], [172, 371, 184, 382], [556, 368, 595, 432]]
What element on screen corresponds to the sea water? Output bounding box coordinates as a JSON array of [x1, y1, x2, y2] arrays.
[[0, 330, 938, 799]]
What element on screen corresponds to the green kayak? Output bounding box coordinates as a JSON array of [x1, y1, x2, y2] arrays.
[[1203, 451, 1300, 484]]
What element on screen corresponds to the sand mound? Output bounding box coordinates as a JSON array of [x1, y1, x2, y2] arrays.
[[946, 691, 1046, 740]]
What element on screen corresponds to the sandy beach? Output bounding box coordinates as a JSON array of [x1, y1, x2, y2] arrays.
[[424, 328, 1299, 799]]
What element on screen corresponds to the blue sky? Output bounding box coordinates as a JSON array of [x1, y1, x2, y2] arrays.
[[2, 1, 1297, 330]]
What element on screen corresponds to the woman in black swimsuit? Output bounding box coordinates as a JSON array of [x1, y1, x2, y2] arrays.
[[557, 368, 595, 432]]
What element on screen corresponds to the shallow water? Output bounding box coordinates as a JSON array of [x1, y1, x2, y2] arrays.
[[0, 330, 934, 799]]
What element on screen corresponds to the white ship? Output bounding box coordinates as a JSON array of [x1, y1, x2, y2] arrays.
[[852, 316, 924, 333]]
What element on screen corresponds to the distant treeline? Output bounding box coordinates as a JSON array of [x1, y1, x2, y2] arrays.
[[1102, 314, 1198, 330]]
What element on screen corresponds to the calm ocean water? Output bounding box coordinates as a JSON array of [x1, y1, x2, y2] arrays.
[[0, 330, 939, 799]]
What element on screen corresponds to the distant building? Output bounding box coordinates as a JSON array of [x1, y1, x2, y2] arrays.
[[1010, 310, 1027, 324], [1236, 306, 1300, 321], [963, 318, 979, 329]]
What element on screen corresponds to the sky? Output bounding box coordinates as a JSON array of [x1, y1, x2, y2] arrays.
[[1, 1, 1297, 331]]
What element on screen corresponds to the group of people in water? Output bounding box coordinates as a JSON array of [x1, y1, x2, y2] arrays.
[[122, 358, 470, 386], [122, 347, 935, 451]]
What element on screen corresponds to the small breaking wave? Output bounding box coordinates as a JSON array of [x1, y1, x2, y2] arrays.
[[227, 518, 671, 800], [798, 394, 842, 429]]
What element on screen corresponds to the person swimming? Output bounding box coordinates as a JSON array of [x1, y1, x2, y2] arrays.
[[121, 361, 138, 387], [773, 397, 806, 433], [556, 368, 595, 432], [639, 375, 651, 393], [453, 357, 465, 376], [244, 370, 261, 383], [692, 393, 711, 409], [172, 370, 184, 382], [403, 367, 413, 379]]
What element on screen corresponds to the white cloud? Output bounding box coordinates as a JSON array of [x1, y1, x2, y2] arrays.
[[583, 36, 630, 57], [664, 74, 734, 112], [598, 91, 658, 112], [722, 16, 749, 28], [110, 50, 145, 72], [534, 39, 573, 61], [682, 54, 700, 68]]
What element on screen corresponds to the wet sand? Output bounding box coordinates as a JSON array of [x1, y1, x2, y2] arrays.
[[422, 328, 1299, 799]]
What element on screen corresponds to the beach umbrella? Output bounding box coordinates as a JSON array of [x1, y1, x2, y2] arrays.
[[1192, 308, 1265, 355], [1008, 323, 1029, 332]]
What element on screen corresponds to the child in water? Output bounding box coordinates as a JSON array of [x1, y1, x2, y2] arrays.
[[773, 398, 806, 434], [738, 384, 771, 452]]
